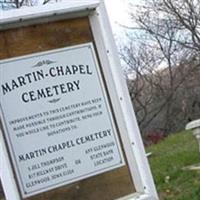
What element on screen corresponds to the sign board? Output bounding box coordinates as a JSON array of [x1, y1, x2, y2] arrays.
[[0, 1, 158, 200], [0, 43, 124, 197]]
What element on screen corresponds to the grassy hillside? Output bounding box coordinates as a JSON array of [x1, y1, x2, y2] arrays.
[[147, 131, 200, 200]]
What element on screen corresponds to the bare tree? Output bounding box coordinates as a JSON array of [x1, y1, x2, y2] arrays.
[[0, 0, 53, 10], [120, 0, 200, 135]]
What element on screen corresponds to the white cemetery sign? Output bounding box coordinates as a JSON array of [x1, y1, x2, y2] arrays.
[[0, 1, 158, 200], [0, 43, 124, 197]]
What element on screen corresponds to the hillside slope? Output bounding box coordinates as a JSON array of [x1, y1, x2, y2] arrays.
[[147, 131, 200, 200]]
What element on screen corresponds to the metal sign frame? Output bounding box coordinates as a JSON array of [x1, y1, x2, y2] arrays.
[[0, 1, 158, 200]]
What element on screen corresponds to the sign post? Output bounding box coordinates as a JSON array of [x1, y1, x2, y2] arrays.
[[0, 1, 158, 200]]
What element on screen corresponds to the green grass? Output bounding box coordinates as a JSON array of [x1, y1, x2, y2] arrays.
[[146, 131, 200, 200]]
